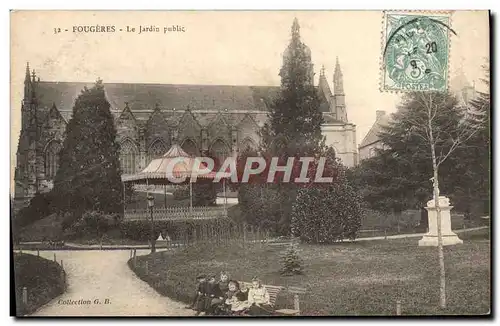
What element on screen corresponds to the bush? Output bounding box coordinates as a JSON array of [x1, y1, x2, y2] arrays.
[[280, 243, 303, 276], [291, 164, 362, 244], [64, 211, 120, 239]]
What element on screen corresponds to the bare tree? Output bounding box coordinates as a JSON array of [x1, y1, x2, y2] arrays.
[[406, 89, 488, 309]]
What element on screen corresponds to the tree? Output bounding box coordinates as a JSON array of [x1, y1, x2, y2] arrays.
[[51, 80, 124, 224], [396, 89, 487, 309], [280, 242, 304, 276], [239, 18, 325, 235], [236, 147, 284, 232], [353, 64, 490, 228], [263, 18, 324, 158], [451, 64, 490, 217]]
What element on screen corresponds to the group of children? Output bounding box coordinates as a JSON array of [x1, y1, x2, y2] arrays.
[[185, 271, 273, 316]]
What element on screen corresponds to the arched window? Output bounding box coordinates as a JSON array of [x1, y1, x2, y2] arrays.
[[44, 140, 62, 179], [147, 139, 167, 163], [210, 139, 230, 167], [240, 137, 257, 153], [120, 139, 138, 175], [181, 139, 199, 157]]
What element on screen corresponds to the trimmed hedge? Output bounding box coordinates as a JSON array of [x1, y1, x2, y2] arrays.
[[119, 218, 239, 243], [14, 253, 66, 316]]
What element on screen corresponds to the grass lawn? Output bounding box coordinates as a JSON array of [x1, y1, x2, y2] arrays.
[[13, 253, 66, 316], [131, 228, 490, 316]]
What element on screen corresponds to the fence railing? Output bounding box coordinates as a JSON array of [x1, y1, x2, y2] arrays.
[[124, 206, 228, 221]]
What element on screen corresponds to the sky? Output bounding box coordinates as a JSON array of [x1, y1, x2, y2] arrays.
[[10, 10, 489, 190]]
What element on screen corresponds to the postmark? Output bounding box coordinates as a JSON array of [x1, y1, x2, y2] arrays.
[[381, 11, 454, 92]]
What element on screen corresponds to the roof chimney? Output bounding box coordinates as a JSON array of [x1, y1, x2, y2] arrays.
[[376, 110, 386, 120]]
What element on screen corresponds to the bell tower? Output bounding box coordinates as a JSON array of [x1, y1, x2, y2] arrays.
[[15, 63, 42, 199]]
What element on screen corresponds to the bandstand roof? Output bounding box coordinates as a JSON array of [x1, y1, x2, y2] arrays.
[[121, 144, 224, 185]]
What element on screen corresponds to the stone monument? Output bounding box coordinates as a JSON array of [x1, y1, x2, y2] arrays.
[[418, 196, 463, 246]]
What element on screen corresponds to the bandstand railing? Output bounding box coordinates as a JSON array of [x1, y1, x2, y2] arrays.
[[124, 206, 228, 221]]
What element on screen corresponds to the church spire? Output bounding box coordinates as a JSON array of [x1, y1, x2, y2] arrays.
[[333, 57, 344, 95], [24, 62, 32, 101], [25, 62, 30, 82]]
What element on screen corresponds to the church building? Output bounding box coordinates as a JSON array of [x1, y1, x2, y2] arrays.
[[14, 19, 357, 200]]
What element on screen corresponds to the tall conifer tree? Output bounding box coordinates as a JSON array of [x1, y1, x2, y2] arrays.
[[52, 80, 123, 219], [258, 18, 326, 235], [263, 18, 324, 157]]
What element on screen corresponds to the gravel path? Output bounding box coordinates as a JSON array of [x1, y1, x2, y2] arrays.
[[24, 249, 195, 317]]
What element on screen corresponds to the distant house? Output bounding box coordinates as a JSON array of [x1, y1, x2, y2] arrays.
[[358, 110, 390, 162]]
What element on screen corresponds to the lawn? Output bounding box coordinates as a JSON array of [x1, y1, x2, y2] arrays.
[[130, 228, 490, 316]]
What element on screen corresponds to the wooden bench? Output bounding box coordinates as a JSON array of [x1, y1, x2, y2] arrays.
[[239, 281, 306, 316]]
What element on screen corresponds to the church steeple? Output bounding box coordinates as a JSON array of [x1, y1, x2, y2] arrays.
[[333, 57, 347, 122], [24, 62, 32, 101], [333, 57, 344, 95]]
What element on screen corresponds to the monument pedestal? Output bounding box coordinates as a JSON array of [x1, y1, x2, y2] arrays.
[[419, 196, 463, 247]]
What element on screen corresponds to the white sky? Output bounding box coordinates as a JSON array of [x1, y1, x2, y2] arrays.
[[10, 10, 489, 188]]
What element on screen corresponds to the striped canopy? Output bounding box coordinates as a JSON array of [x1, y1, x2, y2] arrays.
[[121, 144, 224, 185]]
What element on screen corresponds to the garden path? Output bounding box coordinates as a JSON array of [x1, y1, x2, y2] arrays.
[[25, 249, 194, 316]]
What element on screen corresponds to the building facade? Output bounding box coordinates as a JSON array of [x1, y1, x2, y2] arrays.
[[358, 110, 390, 162], [14, 21, 357, 199]]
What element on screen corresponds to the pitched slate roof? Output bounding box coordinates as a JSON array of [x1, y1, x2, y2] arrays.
[[35, 81, 332, 127], [35, 81, 280, 112], [359, 112, 391, 148]]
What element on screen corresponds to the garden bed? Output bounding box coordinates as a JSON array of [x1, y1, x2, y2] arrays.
[[13, 253, 66, 316]]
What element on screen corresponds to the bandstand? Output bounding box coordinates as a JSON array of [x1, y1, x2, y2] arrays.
[[121, 144, 230, 221]]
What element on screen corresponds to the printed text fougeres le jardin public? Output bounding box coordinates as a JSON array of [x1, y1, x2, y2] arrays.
[[54, 25, 186, 34]]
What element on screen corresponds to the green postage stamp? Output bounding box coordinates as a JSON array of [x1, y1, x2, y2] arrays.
[[382, 11, 452, 92]]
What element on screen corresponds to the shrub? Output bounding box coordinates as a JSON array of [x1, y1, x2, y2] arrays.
[[64, 211, 120, 239], [291, 163, 362, 244], [280, 242, 303, 276]]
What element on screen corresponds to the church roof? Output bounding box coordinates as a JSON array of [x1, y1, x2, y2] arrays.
[[35, 81, 280, 112], [359, 112, 391, 148], [34, 81, 333, 126]]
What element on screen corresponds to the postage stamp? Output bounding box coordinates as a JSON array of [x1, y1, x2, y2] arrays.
[[381, 11, 453, 92]]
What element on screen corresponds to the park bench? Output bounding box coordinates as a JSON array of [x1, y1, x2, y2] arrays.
[[239, 281, 306, 316]]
